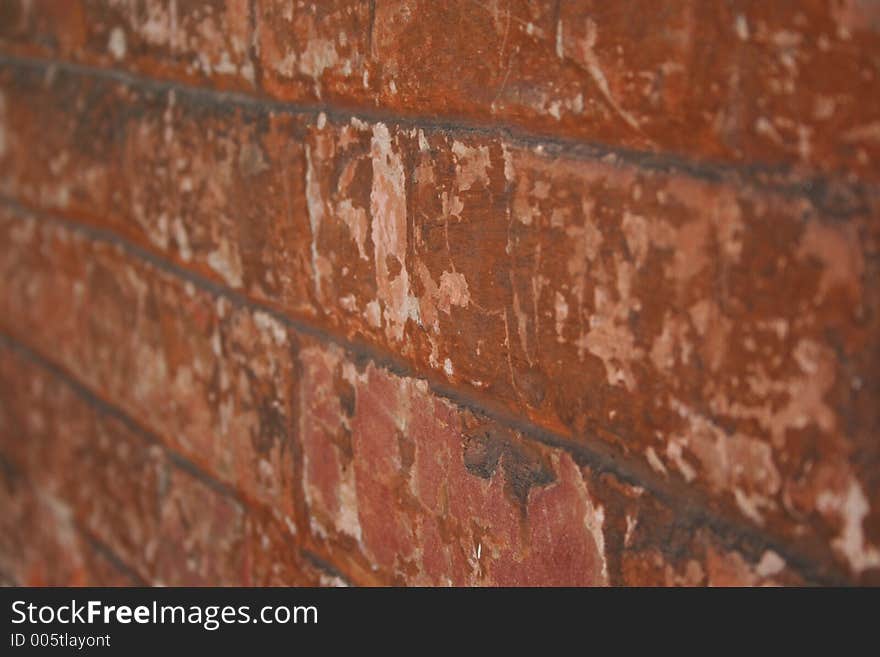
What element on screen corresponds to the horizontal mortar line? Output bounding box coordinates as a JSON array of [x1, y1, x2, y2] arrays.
[[300, 550, 355, 586], [0, 332, 360, 587], [0, 199, 851, 585], [0, 452, 149, 586], [76, 523, 151, 586], [0, 52, 875, 209]]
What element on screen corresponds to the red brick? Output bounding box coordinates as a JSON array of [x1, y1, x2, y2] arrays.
[[1, 69, 877, 579], [0, 212, 301, 524], [151, 464, 246, 586], [300, 342, 607, 585], [244, 507, 346, 586], [0, 345, 162, 577], [0, 208, 814, 584], [0, 0, 255, 89], [2, 1, 878, 588], [0, 340, 342, 585], [0, 211, 361, 584], [4, 3, 880, 177], [0, 470, 135, 586], [296, 340, 807, 585]]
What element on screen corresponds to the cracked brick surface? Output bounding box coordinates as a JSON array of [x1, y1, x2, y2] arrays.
[[0, 1, 878, 586]]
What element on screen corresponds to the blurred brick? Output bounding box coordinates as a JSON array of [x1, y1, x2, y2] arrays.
[[0, 0, 255, 89], [0, 340, 342, 585], [0, 343, 162, 578], [0, 211, 300, 525], [151, 463, 246, 586], [0, 462, 136, 586]]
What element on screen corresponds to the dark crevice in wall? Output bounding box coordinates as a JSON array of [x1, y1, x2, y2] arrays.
[[301, 550, 354, 586]]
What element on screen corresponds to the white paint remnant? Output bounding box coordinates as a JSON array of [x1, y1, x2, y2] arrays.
[[339, 294, 358, 313], [451, 141, 491, 191], [365, 300, 382, 328], [211, 329, 223, 358], [734, 488, 766, 525], [350, 116, 369, 131], [584, 499, 607, 582], [171, 217, 192, 263], [254, 311, 287, 345], [734, 15, 750, 41], [580, 258, 643, 390], [207, 240, 243, 288], [755, 117, 784, 145], [666, 439, 696, 482], [438, 271, 471, 311], [574, 19, 641, 132], [556, 18, 564, 59], [214, 52, 237, 75], [756, 550, 786, 578], [645, 446, 668, 476], [818, 480, 880, 574], [298, 38, 340, 97], [337, 473, 363, 542], [624, 514, 638, 547], [554, 291, 569, 341], [563, 454, 608, 584], [304, 144, 326, 302], [336, 199, 369, 260], [502, 143, 515, 182], [108, 27, 127, 61], [370, 123, 411, 341], [418, 129, 430, 152]]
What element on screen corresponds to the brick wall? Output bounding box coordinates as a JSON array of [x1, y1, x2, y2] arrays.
[[0, 1, 877, 586]]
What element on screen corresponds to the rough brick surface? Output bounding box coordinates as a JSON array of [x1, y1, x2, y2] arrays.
[[4, 1, 880, 179], [0, 470, 136, 586], [0, 0, 255, 89], [0, 210, 810, 585], [297, 340, 805, 586], [2, 63, 878, 582], [1, 1, 878, 586], [0, 340, 334, 586]]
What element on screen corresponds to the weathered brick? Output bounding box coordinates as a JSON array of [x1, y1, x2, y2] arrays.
[[297, 339, 806, 586], [0, 66, 318, 313], [1, 65, 877, 580], [0, 0, 255, 89], [151, 463, 246, 586], [0, 210, 355, 583], [0, 212, 300, 526], [244, 506, 345, 586], [2, 1, 878, 589], [0, 208, 813, 585], [4, 2, 880, 177], [0, 345, 162, 578], [0, 462, 136, 586], [0, 340, 340, 585]]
